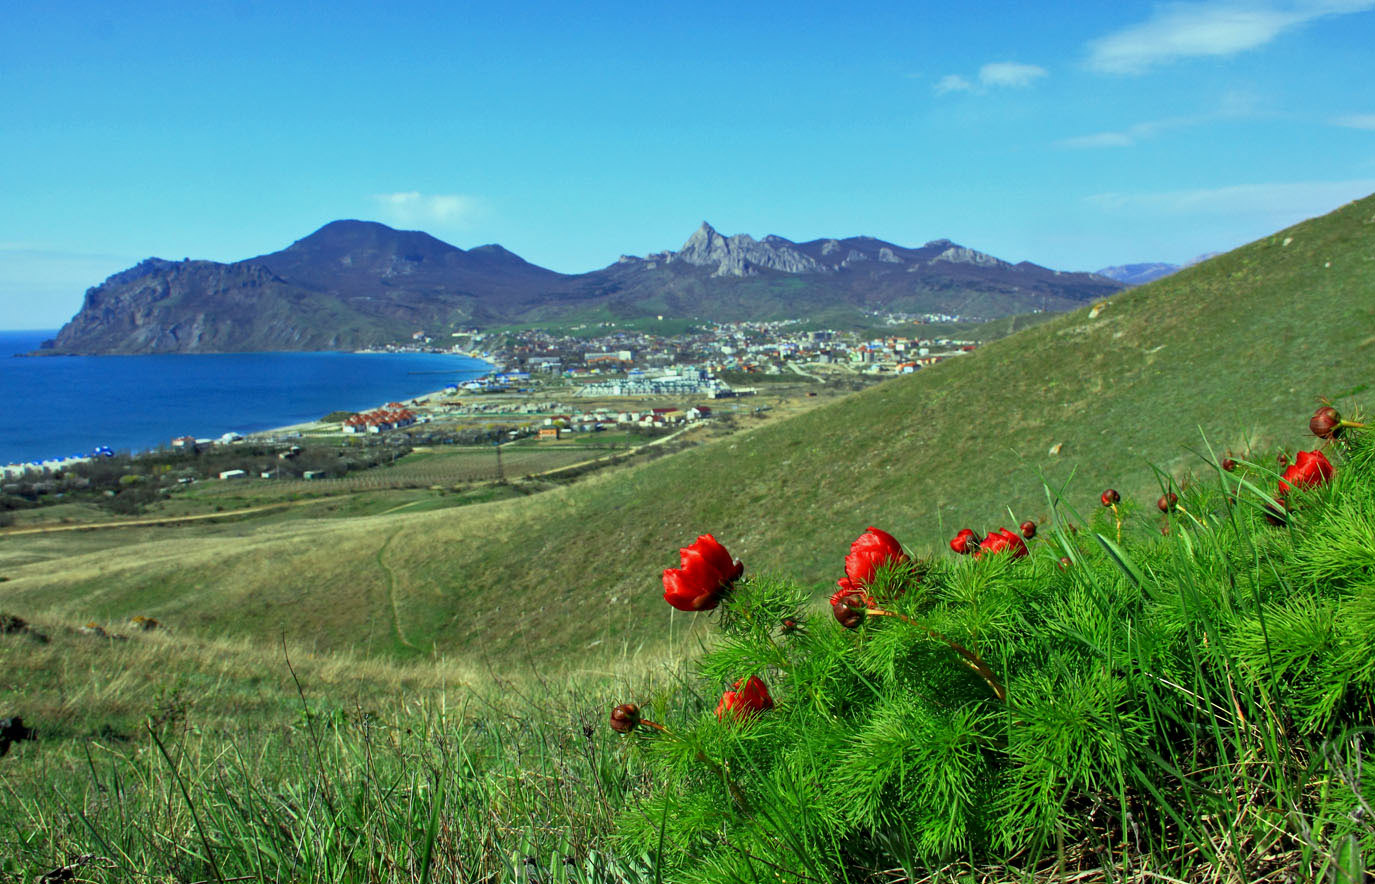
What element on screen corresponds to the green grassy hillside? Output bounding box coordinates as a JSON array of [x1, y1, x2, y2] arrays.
[[3, 194, 1374, 662]]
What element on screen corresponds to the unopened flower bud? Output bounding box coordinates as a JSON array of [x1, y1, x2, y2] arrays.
[[1101, 489, 1120, 507], [1221, 457, 1236, 472], [1310, 406, 1343, 439], [1019, 520, 1037, 540], [780, 618, 799, 634], [1057, 556, 1072, 570], [609, 703, 641, 734], [1157, 492, 1178, 513], [1277, 452, 1289, 466], [831, 592, 866, 629]]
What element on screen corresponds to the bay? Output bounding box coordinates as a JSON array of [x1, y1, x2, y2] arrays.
[[0, 330, 491, 466]]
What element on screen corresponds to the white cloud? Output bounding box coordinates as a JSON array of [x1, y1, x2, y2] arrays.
[[1087, 0, 1375, 74], [1059, 132, 1137, 149], [1085, 178, 1375, 218], [1333, 113, 1375, 129], [933, 74, 976, 94], [1057, 114, 1204, 148], [978, 62, 1048, 88], [934, 61, 1048, 95], [371, 191, 483, 228]]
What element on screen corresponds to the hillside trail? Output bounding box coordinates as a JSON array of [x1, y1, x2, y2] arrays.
[[0, 495, 349, 536], [375, 527, 418, 651]]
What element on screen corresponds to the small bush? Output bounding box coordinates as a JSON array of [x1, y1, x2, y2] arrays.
[[613, 411, 1375, 882]]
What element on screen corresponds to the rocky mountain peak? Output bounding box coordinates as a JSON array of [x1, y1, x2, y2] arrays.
[[673, 222, 825, 277], [927, 245, 1010, 270]]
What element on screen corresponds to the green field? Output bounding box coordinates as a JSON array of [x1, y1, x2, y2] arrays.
[[3, 194, 1375, 881]]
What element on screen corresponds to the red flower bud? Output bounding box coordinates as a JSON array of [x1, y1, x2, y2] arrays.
[[830, 584, 868, 629], [1221, 457, 1236, 472], [780, 618, 799, 634], [1057, 556, 1072, 570], [1157, 492, 1178, 513], [609, 703, 641, 734], [662, 534, 743, 612], [1019, 520, 1037, 540], [1310, 406, 1343, 439], [1101, 489, 1120, 507], [843, 526, 908, 587], [1277, 452, 1289, 466], [975, 528, 1028, 559], [716, 676, 773, 721], [949, 528, 981, 555]]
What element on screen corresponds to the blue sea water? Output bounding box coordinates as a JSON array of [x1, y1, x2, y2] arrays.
[[0, 330, 492, 465]]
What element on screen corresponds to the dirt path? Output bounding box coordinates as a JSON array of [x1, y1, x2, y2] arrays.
[[520, 424, 695, 480], [0, 496, 347, 536], [375, 528, 418, 651]]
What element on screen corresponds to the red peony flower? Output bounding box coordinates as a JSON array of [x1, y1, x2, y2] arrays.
[[1277, 449, 1334, 500], [949, 528, 980, 555], [843, 526, 907, 586], [976, 527, 1028, 559], [662, 534, 743, 612], [1101, 489, 1120, 507], [1019, 520, 1037, 540], [716, 675, 773, 721]]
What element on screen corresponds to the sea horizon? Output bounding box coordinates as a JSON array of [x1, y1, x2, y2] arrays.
[[0, 329, 492, 466]]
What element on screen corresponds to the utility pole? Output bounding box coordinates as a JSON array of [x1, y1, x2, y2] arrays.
[[494, 439, 504, 483]]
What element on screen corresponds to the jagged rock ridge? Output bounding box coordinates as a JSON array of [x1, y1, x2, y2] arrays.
[[44, 220, 1125, 354]]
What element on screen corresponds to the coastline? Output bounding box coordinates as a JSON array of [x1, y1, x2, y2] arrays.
[[0, 340, 494, 472]]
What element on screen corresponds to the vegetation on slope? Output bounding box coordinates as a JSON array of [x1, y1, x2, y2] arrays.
[[3, 408, 1371, 882], [611, 412, 1375, 882], [0, 625, 669, 882], [2, 195, 1373, 663]]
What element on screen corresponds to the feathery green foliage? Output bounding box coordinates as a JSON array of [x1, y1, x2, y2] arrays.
[[614, 414, 1375, 882]]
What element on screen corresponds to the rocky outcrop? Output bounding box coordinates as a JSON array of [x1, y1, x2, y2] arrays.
[[43, 219, 1125, 354], [671, 222, 826, 277], [928, 246, 1010, 269]]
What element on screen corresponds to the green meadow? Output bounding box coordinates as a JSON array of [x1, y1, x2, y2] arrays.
[[2, 194, 1374, 881]]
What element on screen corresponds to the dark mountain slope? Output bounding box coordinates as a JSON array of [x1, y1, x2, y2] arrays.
[[43, 220, 1122, 353]]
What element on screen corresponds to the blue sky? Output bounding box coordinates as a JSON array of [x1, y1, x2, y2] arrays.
[[3, 0, 1373, 328]]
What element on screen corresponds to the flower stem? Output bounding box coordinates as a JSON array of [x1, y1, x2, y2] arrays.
[[635, 719, 749, 809], [864, 607, 1007, 701]]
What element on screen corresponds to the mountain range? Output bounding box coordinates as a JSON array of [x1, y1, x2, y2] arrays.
[[1094, 252, 1222, 287], [41, 220, 1125, 354]]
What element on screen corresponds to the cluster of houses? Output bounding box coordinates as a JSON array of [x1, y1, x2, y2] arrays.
[[535, 405, 714, 439], [341, 405, 419, 435], [577, 367, 734, 398], [451, 317, 985, 382]]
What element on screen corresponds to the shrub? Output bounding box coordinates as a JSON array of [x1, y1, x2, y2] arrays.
[[612, 411, 1375, 882]]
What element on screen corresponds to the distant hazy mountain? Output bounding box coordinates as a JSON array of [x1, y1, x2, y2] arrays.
[[43, 220, 1124, 354], [1096, 252, 1222, 287], [1095, 263, 1181, 286]]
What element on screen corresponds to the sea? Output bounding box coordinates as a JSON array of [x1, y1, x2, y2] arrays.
[[0, 330, 492, 466]]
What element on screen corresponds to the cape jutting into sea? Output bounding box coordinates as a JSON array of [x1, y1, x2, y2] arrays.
[[0, 330, 492, 466]]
